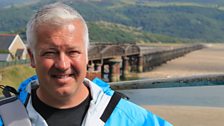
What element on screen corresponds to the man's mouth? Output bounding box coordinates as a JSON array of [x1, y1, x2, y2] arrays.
[[52, 74, 74, 79]]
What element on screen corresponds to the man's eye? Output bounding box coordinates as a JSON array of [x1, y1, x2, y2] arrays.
[[68, 51, 80, 57], [42, 52, 56, 57]]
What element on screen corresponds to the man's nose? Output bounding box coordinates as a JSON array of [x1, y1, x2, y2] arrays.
[[55, 53, 70, 71]]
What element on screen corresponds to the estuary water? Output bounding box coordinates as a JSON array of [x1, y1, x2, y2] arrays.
[[120, 85, 224, 107]]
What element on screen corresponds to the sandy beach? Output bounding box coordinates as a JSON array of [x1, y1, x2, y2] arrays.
[[135, 43, 224, 126], [144, 105, 224, 126]]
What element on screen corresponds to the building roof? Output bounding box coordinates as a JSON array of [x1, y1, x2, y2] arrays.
[[0, 53, 9, 61], [0, 34, 17, 50]]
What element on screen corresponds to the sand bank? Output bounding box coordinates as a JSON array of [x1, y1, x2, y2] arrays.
[[144, 105, 224, 126]]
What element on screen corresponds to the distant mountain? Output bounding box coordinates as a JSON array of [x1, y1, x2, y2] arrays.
[[0, 0, 40, 9], [139, 0, 224, 4], [1, 0, 224, 43]]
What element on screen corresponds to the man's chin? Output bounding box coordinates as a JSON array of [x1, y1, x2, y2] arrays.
[[55, 87, 76, 97]]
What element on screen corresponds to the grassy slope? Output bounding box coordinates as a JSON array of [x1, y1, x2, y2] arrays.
[[88, 21, 183, 43], [0, 65, 35, 88]]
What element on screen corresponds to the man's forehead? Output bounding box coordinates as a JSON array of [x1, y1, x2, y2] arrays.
[[35, 21, 84, 41], [36, 19, 84, 31]]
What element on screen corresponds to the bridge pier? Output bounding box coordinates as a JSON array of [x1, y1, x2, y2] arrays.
[[108, 57, 122, 82], [121, 56, 130, 80], [86, 61, 102, 80], [87, 63, 94, 72], [138, 55, 143, 72], [129, 56, 137, 72], [94, 63, 102, 72]]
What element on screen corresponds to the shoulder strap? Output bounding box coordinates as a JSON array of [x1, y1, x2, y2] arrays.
[[100, 91, 122, 123], [0, 96, 32, 126]]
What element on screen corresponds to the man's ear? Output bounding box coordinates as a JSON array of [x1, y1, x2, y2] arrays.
[[27, 49, 36, 68]]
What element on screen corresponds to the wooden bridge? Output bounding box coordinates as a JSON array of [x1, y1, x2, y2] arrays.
[[87, 43, 204, 82]]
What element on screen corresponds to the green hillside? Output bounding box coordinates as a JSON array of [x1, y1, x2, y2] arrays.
[[89, 21, 183, 43], [141, 0, 224, 5], [1, 0, 224, 42]]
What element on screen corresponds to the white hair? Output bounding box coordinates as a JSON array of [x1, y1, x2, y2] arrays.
[[26, 3, 89, 52]]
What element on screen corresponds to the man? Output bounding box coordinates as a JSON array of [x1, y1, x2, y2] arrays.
[[0, 3, 172, 126]]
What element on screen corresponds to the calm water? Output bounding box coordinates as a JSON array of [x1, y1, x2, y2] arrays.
[[120, 85, 224, 107]]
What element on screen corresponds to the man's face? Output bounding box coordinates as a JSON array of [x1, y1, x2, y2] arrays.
[[29, 20, 88, 99]]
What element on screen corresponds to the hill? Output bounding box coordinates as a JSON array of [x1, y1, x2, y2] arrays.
[[141, 0, 224, 4], [89, 21, 183, 43], [1, 0, 224, 42]]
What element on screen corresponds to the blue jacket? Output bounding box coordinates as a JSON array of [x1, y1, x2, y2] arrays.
[[0, 75, 172, 126]]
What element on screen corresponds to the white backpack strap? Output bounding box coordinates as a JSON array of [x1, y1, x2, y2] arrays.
[[0, 96, 32, 126]]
